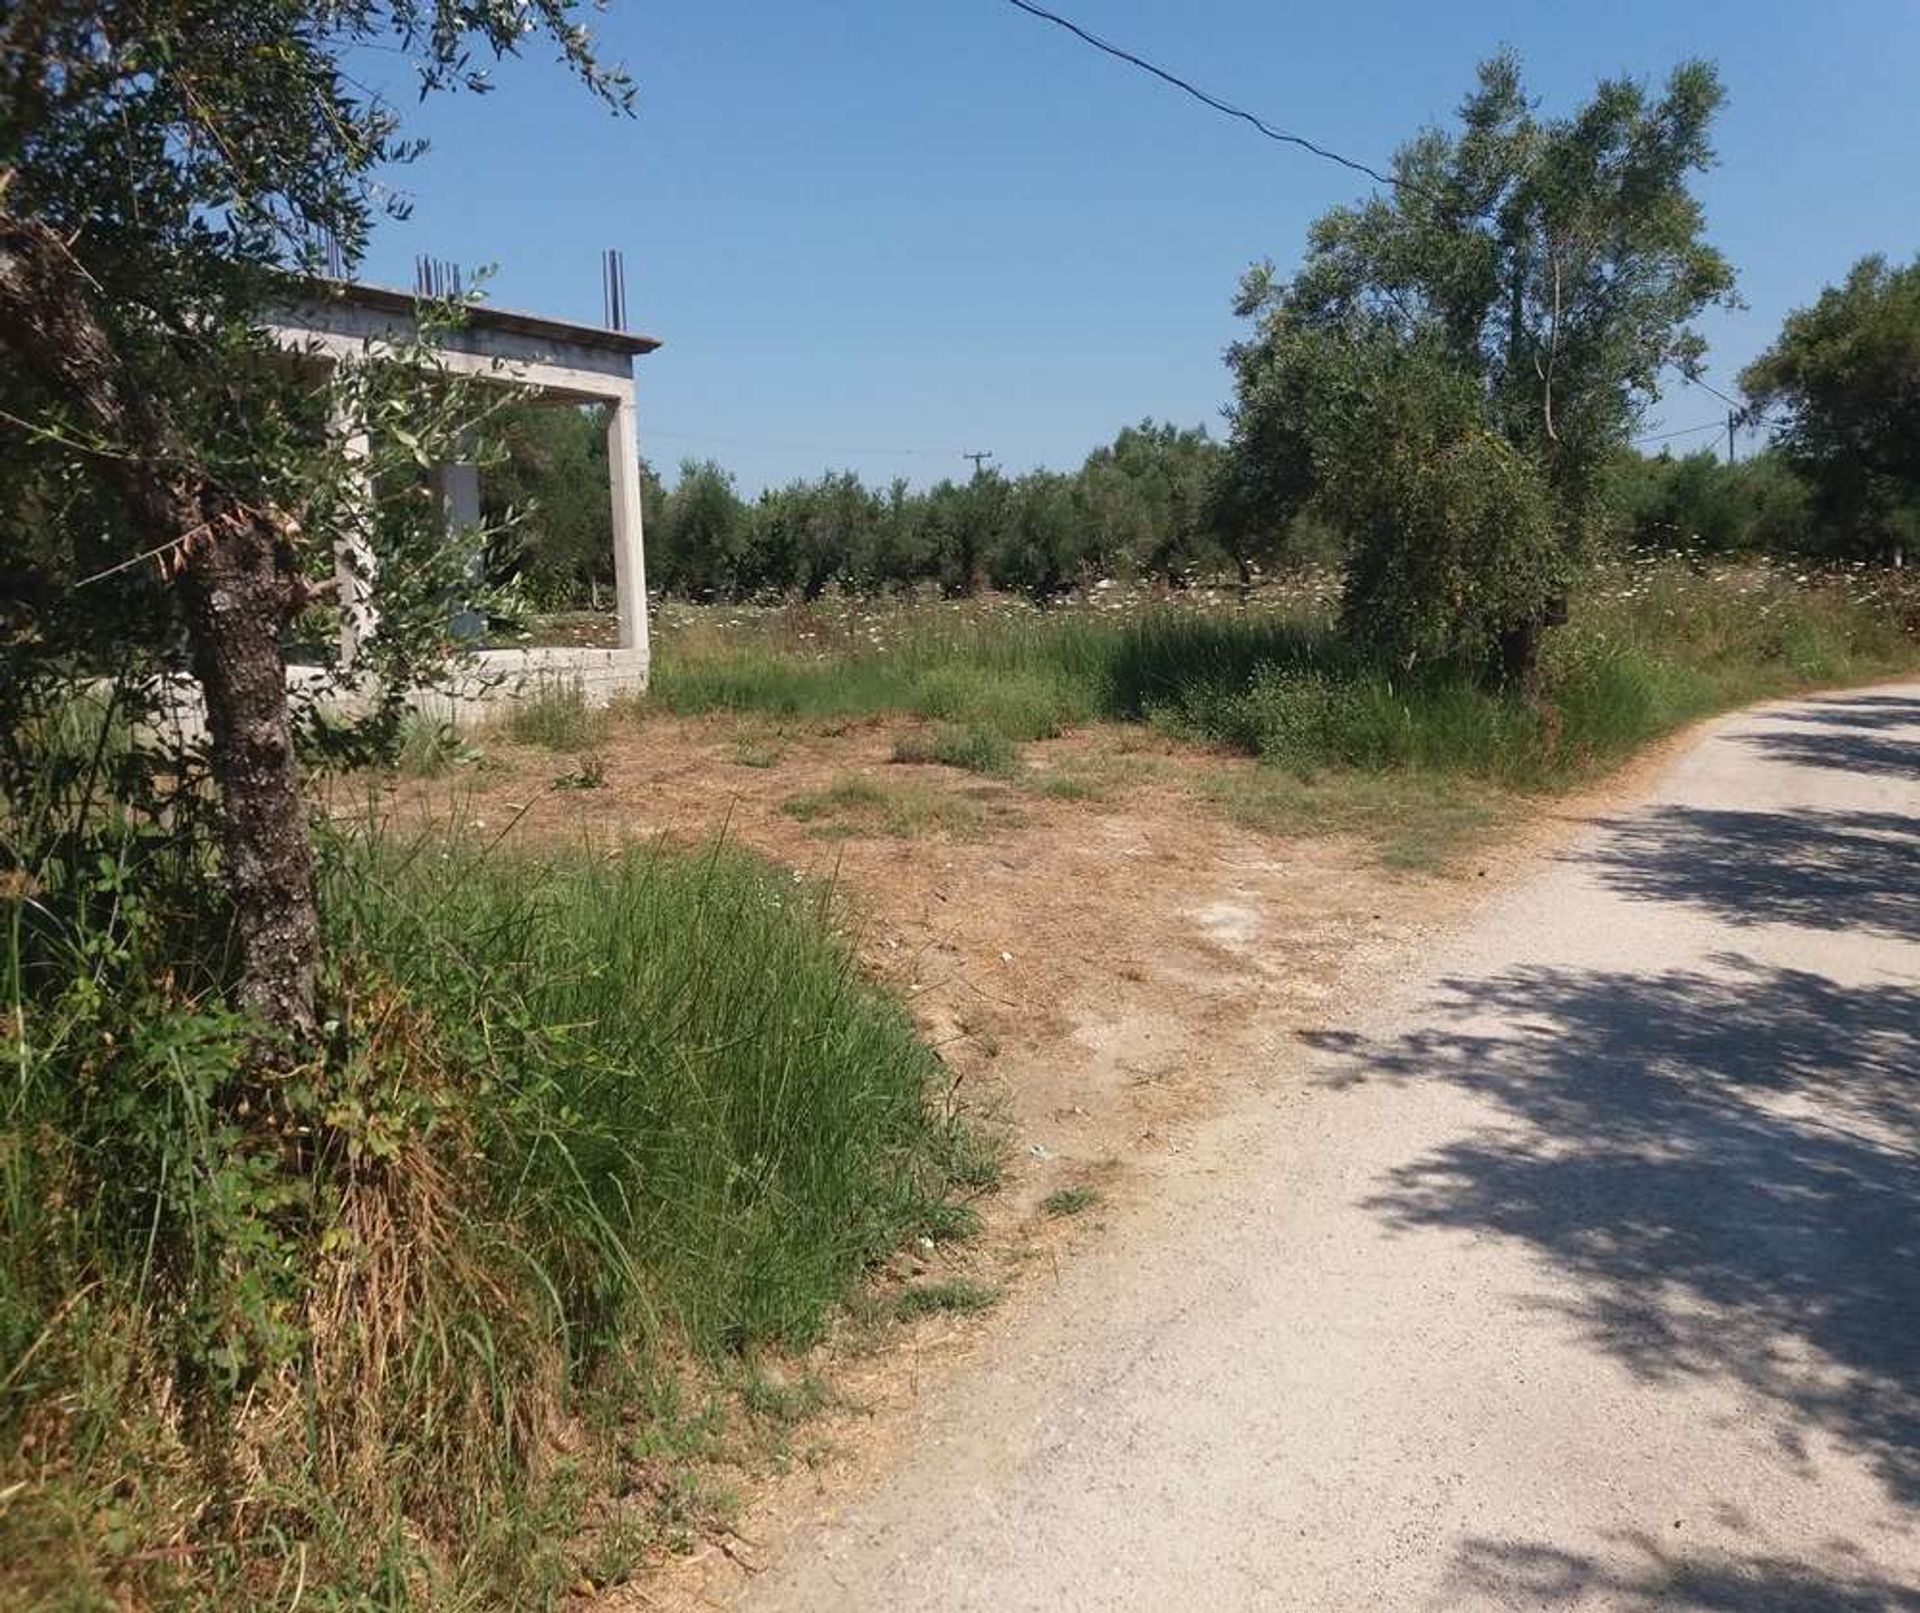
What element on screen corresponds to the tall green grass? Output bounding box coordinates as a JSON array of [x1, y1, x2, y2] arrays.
[[1, 827, 978, 1608], [644, 596, 1119, 741], [496, 679, 612, 751], [333, 832, 966, 1353]]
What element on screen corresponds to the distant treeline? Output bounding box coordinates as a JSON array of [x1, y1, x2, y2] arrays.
[[1613, 449, 1819, 561], [483, 415, 1280, 607], [482, 407, 1890, 611]]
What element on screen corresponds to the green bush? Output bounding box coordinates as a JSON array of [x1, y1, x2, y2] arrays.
[[1338, 431, 1563, 678], [1614, 449, 1813, 555]]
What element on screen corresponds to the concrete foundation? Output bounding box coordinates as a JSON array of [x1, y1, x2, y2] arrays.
[[406, 646, 651, 729]]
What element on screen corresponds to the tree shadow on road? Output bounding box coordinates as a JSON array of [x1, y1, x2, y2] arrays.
[[1747, 730, 1919, 778], [1740, 695, 1920, 779], [1445, 1533, 1920, 1612], [1306, 691, 1920, 1604], [1776, 695, 1920, 732], [1580, 805, 1920, 939], [1311, 955, 1920, 1514]]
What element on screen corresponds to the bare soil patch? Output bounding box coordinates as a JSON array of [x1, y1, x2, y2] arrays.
[[380, 715, 1467, 1207], [370, 712, 1589, 1603]]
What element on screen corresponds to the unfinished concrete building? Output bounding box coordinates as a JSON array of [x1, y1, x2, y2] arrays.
[[270, 279, 661, 721]]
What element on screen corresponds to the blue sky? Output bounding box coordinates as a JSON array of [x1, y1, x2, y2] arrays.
[[355, 1, 1920, 494]]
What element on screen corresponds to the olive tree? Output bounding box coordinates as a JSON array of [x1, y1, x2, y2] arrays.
[[1225, 51, 1734, 679], [1078, 420, 1224, 586], [0, 1, 630, 1043]]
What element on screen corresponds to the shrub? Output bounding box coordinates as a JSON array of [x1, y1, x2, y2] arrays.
[[1338, 432, 1563, 678]]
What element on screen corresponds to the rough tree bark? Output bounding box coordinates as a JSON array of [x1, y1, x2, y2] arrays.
[[173, 510, 322, 1045], [0, 211, 320, 1043]]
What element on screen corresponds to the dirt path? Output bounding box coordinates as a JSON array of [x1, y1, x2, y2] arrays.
[[687, 687, 1920, 1611], [399, 714, 1507, 1594]]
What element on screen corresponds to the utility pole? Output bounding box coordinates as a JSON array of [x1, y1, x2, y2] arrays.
[[963, 449, 994, 477], [1691, 375, 1744, 468]]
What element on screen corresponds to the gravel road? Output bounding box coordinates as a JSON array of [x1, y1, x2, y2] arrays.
[[744, 686, 1920, 1612]]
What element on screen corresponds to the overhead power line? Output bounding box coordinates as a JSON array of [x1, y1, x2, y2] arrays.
[[645, 428, 968, 461], [1662, 375, 1776, 463], [999, 0, 1403, 192], [1684, 374, 1743, 411], [1632, 420, 1727, 446], [999, 0, 1763, 441]]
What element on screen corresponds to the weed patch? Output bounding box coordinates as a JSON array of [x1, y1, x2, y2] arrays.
[[732, 733, 789, 768], [735, 1365, 829, 1427], [1029, 773, 1103, 801], [784, 775, 995, 838], [498, 681, 612, 751], [893, 1280, 999, 1321], [932, 1122, 1006, 1192], [553, 754, 607, 790], [1041, 1186, 1102, 1218], [891, 723, 1022, 777], [395, 713, 485, 778], [915, 1199, 983, 1243]]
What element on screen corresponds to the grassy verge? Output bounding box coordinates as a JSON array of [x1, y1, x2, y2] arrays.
[[1, 830, 983, 1608], [636, 559, 1918, 862], [340, 833, 972, 1350]]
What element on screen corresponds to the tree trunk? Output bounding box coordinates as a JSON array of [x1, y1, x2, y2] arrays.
[[176, 511, 320, 1043], [1495, 616, 1542, 691], [0, 211, 319, 1044]]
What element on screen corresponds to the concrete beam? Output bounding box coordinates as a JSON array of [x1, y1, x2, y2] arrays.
[[267, 321, 635, 403]]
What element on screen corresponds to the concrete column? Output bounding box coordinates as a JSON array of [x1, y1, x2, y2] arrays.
[[332, 399, 377, 669], [433, 459, 486, 641], [606, 387, 650, 658]]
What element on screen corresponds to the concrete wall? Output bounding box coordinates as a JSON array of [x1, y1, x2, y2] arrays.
[[146, 646, 650, 749]]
